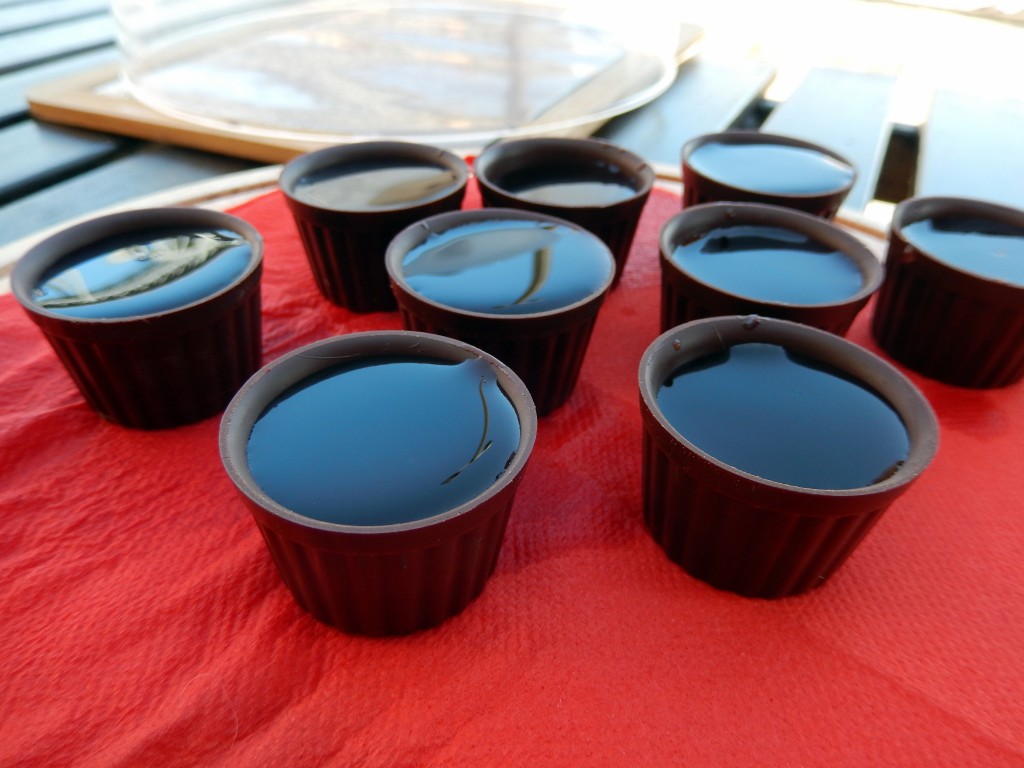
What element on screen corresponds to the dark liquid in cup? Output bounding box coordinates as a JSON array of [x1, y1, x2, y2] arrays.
[[400, 218, 612, 314], [292, 159, 460, 210], [656, 342, 909, 489], [247, 355, 521, 526], [671, 224, 864, 303], [901, 214, 1024, 286], [687, 142, 855, 195], [494, 162, 637, 205], [33, 227, 253, 319]]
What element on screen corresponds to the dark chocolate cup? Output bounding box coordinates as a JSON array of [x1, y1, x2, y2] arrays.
[[659, 202, 883, 335], [639, 316, 938, 598], [219, 331, 537, 635], [11, 208, 263, 430], [474, 137, 654, 287], [386, 208, 615, 416], [871, 196, 1024, 388], [681, 131, 856, 219], [279, 141, 469, 312]]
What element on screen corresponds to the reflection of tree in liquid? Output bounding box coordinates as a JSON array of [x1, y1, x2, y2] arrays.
[[443, 375, 495, 486], [503, 246, 551, 307], [403, 224, 555, 308], [37, 232, 245, 309]]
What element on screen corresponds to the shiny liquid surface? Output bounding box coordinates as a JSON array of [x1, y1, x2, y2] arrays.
[[671, 224, 864, 303], [292, 159, 460, 210], [246, 356, 521, 526], [656, 342, 909, 489], [33, 227, 253, 319], [901, 214, 1024, 286], [494, 162, 637, 206], [400, 219, 612, 314], [687, 142, 855, 195]]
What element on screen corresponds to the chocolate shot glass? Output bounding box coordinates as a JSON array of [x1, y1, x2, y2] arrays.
[[871, 196, 1024, 388], [220, 331, 538, 635], [681, 131, 856, 219], [659, 202, 882, 334], [12, 207, 263, 429], [474, 137, 654, 286], [640, 315, 938, 598], [386, 208, 616, 416], [280, 141, 469, 312]]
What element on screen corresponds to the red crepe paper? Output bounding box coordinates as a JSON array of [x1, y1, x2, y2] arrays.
[[2, 184, 1022, 767]]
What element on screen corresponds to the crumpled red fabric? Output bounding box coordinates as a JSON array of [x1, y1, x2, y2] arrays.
[[2, 184, 1022, 767]]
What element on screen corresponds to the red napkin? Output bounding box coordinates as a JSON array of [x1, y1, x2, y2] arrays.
[[2, 185, 1022, 767]]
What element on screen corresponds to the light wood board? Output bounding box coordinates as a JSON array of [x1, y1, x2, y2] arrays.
[[28, 64, 319, 165]]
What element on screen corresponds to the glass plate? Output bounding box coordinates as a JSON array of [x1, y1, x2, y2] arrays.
[[118, 0, 692, 147]]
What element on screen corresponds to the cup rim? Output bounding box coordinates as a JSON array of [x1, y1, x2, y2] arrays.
[[219, 330, 538, 536], [385, 207, 616, 320], [639, 315, 939, 503], [474, 136, 656, 210], [279, 140, 470, 214], [680, 130, 857, 200], [890, 195, 1024, 291], [11, 207, 264, 326], [659, 201, 884, 309]]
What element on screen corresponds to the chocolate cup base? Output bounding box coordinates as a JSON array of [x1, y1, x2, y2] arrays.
[[249, 487, 515, 635], [290, 221, 398, 312], [385, 208, 615, 417], [639, 316, 939, 598], [220, 331, 538, 635], [871, 196, 1024, 388], [11, 207, 264, 430], [40, 290, 261, 429], [642, 432, 888, 597], [658, 202, 883, 335]]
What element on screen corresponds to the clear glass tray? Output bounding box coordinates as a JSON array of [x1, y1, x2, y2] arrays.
[[114, 0, 690, 148]]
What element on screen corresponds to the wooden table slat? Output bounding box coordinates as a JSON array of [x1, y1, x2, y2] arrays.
[[760, 67, 896, 213], [595, 56, 776, 172], [0, 143, 262, 248], [0, 120, 126, 205], [0, 14, 114, 75], [0, 45, 116, 126], [0, 0, 108, 36], [916, 89, 1024, 210]]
